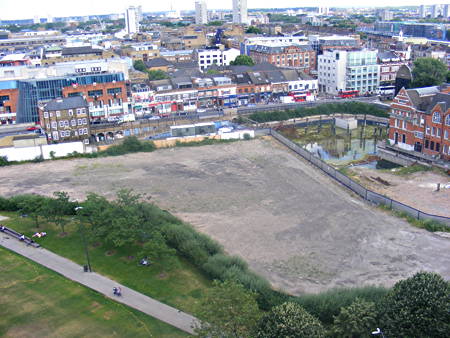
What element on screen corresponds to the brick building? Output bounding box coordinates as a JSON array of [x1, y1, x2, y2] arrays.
[[388, 86, 450, 161], [39, 96, 91, 144], [249, 44, 316, 74], [0, 87, 19, 124], [62, 81, 129, 121]]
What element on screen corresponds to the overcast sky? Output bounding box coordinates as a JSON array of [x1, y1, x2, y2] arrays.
[[1, 1, 448, 20]]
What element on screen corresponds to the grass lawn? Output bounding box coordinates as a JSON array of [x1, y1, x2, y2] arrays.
[[0, 248, 189, 338], [1, 212, 211, 316]]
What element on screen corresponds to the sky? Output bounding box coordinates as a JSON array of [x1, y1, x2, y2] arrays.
[[1, 0, 449, 20]]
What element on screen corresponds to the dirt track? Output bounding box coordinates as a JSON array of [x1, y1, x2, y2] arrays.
[[1, 138, 449, 294]]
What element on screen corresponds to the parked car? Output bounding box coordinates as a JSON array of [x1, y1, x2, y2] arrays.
[[26, 126, 39, 131], [148, 115, 161, 120]]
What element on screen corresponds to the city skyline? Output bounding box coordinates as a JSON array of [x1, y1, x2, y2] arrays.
[[2, 1, 450, 20]]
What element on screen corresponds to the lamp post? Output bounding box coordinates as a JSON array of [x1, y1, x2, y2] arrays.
[[74, 206, 92, 272], [371, 328, 385, 338]]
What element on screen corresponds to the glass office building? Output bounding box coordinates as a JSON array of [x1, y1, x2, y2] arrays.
[[14, 73, 125, 123]]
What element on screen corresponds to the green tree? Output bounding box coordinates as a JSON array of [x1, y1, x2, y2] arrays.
[[133, 59, 147, 72], [230, 55, 255, 66], [194, 280, 261, 338], [411, 57, 447, 87], [246, 26, 262, 34], [147, 70, 168, 81], [139, 231, 179, 270], [41, 192, 74, 234], [15, 195, 46, 229], [256, 302, 325, 338], [381, 272, 450, 338], [331, 298, 377, 338]]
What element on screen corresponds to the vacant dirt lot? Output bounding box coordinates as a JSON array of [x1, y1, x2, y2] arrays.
[[349, 167, 450, 218], [1, 139, 449, 295]]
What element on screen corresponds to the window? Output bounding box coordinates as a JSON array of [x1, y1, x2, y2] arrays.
[[425, 139, 429, 148], [78, 119, 83, 125], [46, 123, 50, 129], [402, 134, 406, 143], [107, 87, 122, 95], [436, 143, 440, 152], [437, 128, 441, 137], [71, 119, 76, 126], [59, 121, 65, 127], [445, 130, 449, 140], [68, 109, 73, 116], [426, 126, 430, 135], [432, 111, 441, 123], [52, 131, 59, 140], [44, 112, 49, 118], [430, 141, 435, 151], [79, 128, 84, 135], [446, 115, 450, 126], [60, 131, 66, 138], [88, 89, 103, 97], [56, 111, 61, 117], [83, 128, 88, 134], [51, 121, 57, 129], [82, 118, 87, 125]]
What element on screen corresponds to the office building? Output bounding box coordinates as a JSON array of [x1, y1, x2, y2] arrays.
[[419, 5, 427, 18], [195, 0, 208, 25], [318, 49, 379, 95], [232, 0, 248, 25], [431, 4, 441, 19], [125, 6, 140, 35], [444, 4, 450, 18]]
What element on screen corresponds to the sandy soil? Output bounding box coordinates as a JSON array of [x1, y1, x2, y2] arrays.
[[350, 167, 450, 218], [1, 138, 449, 295]]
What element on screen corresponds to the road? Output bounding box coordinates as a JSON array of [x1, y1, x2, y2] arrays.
[[0, 231, 199, 335]]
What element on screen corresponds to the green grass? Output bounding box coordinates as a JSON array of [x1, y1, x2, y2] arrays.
[[1, 212, 211, 316], [377, 204, 450, 233], [388, 164, 432, 176], [0, 248, 189, 338]]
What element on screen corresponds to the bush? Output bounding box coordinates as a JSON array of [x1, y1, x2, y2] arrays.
[[381, 271, 450, 338], [293, 286, 388, 325], [0, 156, 8, 166], [331, 298, 377, 338], [250, 102, 389, 123], [256, 302, 325, 338]]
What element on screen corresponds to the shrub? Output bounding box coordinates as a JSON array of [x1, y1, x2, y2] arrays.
[[331, 298, 377, 338], [294, 286, 388, 325], [381, 271, 450, 338], [250, 102, 388, 123], [256, 302, 325, 338], [0, 156, 8, 166]]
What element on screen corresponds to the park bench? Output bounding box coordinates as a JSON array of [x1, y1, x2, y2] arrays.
[[0, 226, 41, 248]]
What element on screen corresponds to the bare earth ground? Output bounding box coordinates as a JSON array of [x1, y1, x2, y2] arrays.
[[350, 167, 450, 218], [1, 138, 449, 295]]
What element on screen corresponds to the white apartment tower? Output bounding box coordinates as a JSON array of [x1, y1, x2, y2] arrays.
[[419, 5, 427, 18], [125, 6, 140, 35], [232, 0, 248, 25], [195, 0, 208, 25], [444, 4, 450, 18], [431, 4, 441, 18]]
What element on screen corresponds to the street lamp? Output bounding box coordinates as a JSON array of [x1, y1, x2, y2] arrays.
[[372, 328, 385, 338], [75, 206, 92, 272]]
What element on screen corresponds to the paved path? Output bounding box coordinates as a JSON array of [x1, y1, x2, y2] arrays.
[[0, 232, 199, 335]]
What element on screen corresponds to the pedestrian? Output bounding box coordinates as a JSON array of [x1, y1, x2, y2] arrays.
[[113, 287, 118, 295], [19, 235, 25, 241], [0, 225, 5, 232]]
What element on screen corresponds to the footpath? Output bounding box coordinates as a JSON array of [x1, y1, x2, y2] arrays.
[[0, 231, 199, 335]]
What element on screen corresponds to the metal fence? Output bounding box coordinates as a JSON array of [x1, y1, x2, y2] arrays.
[[270, 129, 450, 228]]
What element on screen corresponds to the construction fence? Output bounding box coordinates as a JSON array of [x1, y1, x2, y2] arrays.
[[270, 129, 450, 228]]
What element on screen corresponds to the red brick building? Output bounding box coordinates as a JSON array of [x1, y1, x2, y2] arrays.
[[62, 81, 129, 120], [249, 44, 316, 74], [0, 88, 19, 124], [388, 86, 450, 161]]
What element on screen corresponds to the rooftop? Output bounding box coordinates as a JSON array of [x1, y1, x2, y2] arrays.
[[44, 96, 88, 111]]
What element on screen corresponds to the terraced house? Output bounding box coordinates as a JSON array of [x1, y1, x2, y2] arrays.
[[388, 86, 450, 162]]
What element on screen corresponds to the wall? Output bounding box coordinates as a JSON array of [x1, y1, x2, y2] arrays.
[[0, 141, 88, 162]]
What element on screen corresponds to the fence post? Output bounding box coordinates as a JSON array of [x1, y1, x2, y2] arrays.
[[365, 189, 368, 201], [417, 210, 420, 220]]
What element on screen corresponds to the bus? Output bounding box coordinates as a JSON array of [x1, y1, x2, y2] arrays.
[[377, 85, 396, 100], [338, 90, 359, 98], [288, 90, 313, 102]]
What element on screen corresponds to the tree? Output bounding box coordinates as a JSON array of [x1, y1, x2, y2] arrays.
[[381, 272, 450, 338], [411, 57, 447, 88], [147, 70, 168, 81], [331, 298, 377, 338], [256, 302, 325, 338], [195, 280, 261, 338], [246, 26, 262, 34], [230, 55, 255, 66], [139, 231, 179, 270], [133, 59, 147, 72], [41, 192, 74, 234], [15, 194, 46, 229]]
